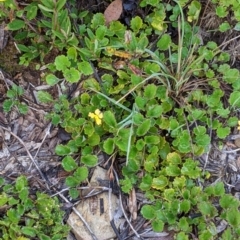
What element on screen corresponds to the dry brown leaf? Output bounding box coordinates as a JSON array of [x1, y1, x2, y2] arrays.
[[128, 188, 137, 220], [104, 0, 123, 26]]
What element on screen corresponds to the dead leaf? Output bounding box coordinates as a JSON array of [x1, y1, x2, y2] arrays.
[[104, 0, 123, 26], [128, 63, 142, 76], [124, 30, 132, 44], [128, 188, 137, 220], [113, 60, 126, 70], [106, 47, 132, 59]]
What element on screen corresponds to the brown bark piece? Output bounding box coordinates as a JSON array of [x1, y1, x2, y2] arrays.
[[104, 0, 123, 26]]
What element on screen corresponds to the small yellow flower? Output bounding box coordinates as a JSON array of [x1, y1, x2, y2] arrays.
[[238, 121, 240, 130], [88, 109, 103, 125]]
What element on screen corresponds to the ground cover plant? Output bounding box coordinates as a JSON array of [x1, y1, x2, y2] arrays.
[[1, 0, 240, 239]]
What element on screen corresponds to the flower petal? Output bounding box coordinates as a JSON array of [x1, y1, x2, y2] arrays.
[[88, 112, 95, 119]]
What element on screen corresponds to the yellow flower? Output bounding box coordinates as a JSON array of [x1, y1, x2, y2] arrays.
[[88, 109, 103, 125], [238, 121, 240, 130]]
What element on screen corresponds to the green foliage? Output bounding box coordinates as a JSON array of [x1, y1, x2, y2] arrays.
[[2, 0, 240, 238], [3, 85, 28, 114], [0, 176, 69, 239]]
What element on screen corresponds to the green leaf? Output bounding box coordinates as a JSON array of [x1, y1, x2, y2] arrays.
[[21, 227, 36, 237], [166, 165, 181, 176], [152, 176, 168, 190], [54, 55, 71, 71], [87, 133, 100, 146], [131, 16, 143, 32], [7, 208, 21, 223], [146, 105, 163, 118], [144, 135, 160, 145], [220, 194, 239, 209], [8, 19, 25, 30], [136, 119, 151, 136], [167, 152, 181, 165], [26, 5, 38, 20], [73, 166, 88, 182], [64, 68, 81, 83], [15, 176, 27, 191], [187, 0, 201, 22], [46, 74, 60, 86], [81, 154, 97, 167], [55, 144, 71, 156], [229, 91, 240, 108], [3, 99, 14, 112], [221, 228, 233, 240], [226, 208, 240, 227], [176, 232, 189, 240], [213, 182, 225, 196], [103, 138, 115, 154], [216, 127, 230, 139], [216, 6, 227, 18], [69, 188, 80, 199], [104, 111, 117, 128], [67, 46, 78, 60], [7, 89, 16, 98], [144, 84, 157, 99], [179, 217, 190, 232], [227, 117, 238, 127], [38, 4, 54, 13], [18, 104, 28, 114], [78, 61, 93, 75], [62, 156, 77, 172], [180, 200, 191, 213], [141, 205, 156, 220], [198, 201, 217, 217], [139, 174, 152, 191], [37, 91, 53, 103], [219, 22, 231, 32], [56, 0, 66, 11], [0, 193, 8, 206], [152, 219, 164, 232], [136, 139, 145, 150], [157, 34, 171, 50], [181, 158, 201, 178], [65, 176, 80, 187]]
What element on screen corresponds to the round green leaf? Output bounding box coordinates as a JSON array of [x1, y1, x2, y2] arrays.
[[103, 138, 115, 154], [144, 84, 157, 99], [73, 166, 88, 183], [55, 144, 71, 156], [130, 16, 143, 32], [157, 34, 171, 50], [137, 119, 151, 136], [152, 219, 164, 232], [141, 205, 156, 220], [62, 156, 77, 172], [37, 91, 53, 103], [81, 154, 98, 167], [63, 68, 81, 83], [46, 74, 60, 86], [78, 61, 93, 75], [69, 188, 79, 199], [152, 176, 168, 190], [54, 55, 70, 71], [65, 176, 80, 187]]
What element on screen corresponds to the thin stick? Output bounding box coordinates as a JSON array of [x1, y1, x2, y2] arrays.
[[28, 123, 52, 170], [0, 125, 50, 190], [58, 192, 98, 240], [113, 168, 143, 240]]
